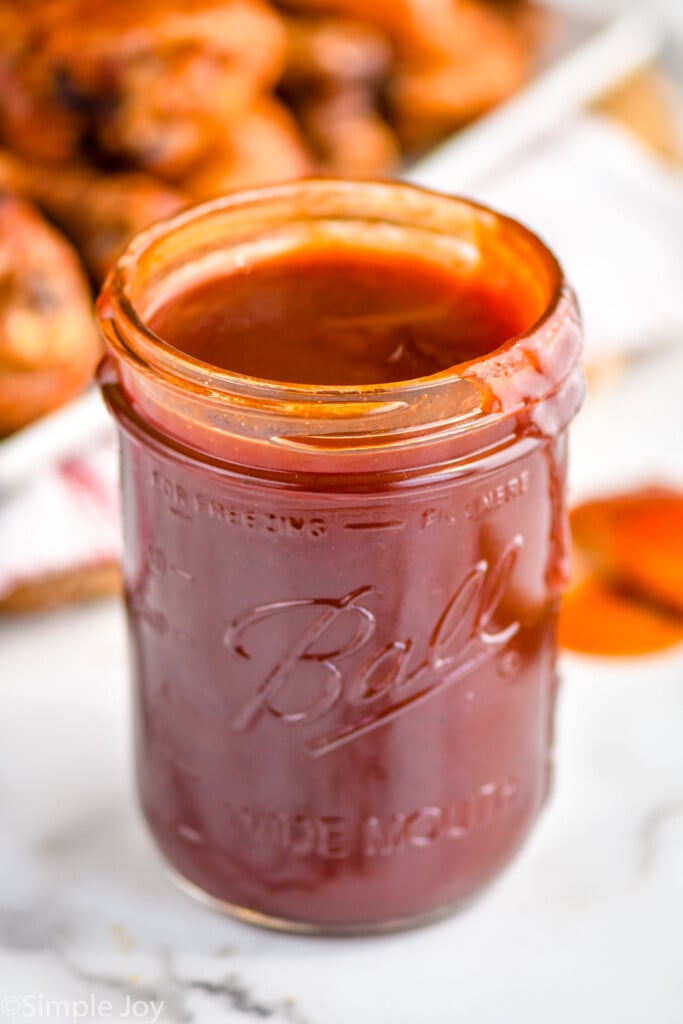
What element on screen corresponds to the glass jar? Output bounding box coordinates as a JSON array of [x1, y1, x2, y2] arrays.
[[97, 180, 583, 934]]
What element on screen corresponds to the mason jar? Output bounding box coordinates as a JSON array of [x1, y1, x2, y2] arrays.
[[97, 179, 583, 933]]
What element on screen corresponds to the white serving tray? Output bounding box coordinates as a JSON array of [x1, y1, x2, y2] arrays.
[[408, 5, 662, 191]]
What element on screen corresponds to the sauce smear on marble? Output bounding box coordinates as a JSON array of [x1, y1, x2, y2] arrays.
[[560, 487, 683, 656]]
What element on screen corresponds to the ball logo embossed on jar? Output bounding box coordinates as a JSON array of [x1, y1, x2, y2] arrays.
[[225, 535, 523, 757]]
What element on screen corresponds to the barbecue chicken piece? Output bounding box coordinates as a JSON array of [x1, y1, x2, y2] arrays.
[[0, 196, 101, 436], [180, 100, 313, 197], [0, 0, 288, 177], [280, 13, 398, 174], [0, 152, 187, 282], [277, 0, 533, 148]]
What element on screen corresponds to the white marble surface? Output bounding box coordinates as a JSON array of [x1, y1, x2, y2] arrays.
[[2, 342, 683, 1024]]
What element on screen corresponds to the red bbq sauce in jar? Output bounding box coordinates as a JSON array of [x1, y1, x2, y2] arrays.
[[97, 180, 583, 933]]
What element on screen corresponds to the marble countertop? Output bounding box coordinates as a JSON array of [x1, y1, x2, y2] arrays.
[[2, 341, 683, 1024], [2, 8, 683, 1009]]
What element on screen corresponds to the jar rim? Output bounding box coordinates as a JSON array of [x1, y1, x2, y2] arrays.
[[97, 178, 580, 427]]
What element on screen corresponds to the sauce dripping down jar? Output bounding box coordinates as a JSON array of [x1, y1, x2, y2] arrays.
[[97, 180, 583, 933]]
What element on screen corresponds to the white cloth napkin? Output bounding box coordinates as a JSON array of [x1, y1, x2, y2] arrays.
[[474, 115, 683, 360], [1, 113, 682, 603], [0, 436, 120, 601]]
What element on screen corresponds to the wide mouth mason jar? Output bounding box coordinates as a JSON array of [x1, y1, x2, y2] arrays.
[[97, 179, 583, 934]]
